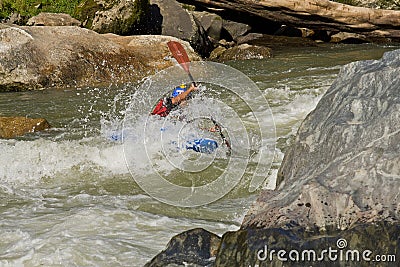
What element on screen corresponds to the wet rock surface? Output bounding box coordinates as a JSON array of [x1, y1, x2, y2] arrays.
[[145, 228, 221, 267], [214, 222, 399, 267], [0, 117, 51, 138]]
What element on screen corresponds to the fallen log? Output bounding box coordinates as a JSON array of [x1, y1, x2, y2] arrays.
[[178, 0, 400, 41]]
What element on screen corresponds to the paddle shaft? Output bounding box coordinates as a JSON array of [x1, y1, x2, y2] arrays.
[[167, 41, 196, 86]]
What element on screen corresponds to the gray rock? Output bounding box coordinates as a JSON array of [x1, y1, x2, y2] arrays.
[[222, 19, 251, 41], [145, 228, 221, 267], [243, 49, 400, 231], [150, 0, 194, 41], [214, 222, 399, 267], [0, 25, 199, 91], [26, 12, 81, 26], [192, 11, 223, 42], [148, 0, 213, 57], [5, 13, 24, 25]]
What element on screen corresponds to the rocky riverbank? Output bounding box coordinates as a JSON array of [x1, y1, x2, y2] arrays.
[[0, 24, 199, 92], [2, 0, 400, 93], [146, 48, 400, 266]]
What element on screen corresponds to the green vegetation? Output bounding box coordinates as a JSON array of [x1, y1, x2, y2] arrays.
[[375, 0, 400, 9], [0, 0, 84, 21], [0, 0, 149, 34], [73, 0, 101, 29]]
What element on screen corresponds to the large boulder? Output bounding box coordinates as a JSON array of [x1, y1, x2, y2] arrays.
[[0, 117, 51, 138], [0, 25, 199, 91], [26, 12, 81, 26], [214, 223, 399, 266], [192, 11, 223, 42], [244, 49, 400, 231], [145, 228, 221, 267], [146, 0, 213, 57], [75, 0, 213, 56], [74, 0, 149, 35]]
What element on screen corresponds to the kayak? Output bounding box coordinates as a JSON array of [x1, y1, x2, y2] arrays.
[[109, 132, 218, 154], [185, 138, 218, 154]]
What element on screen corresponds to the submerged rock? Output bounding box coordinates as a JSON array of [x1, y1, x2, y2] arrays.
[[244, 49, 400, 231], [0, 117, 51, 138], [0, 25, 199, 91], [145, 228, 221, 267]]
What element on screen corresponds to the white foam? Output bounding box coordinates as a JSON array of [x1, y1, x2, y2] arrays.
[[0, 138, 128, 186]]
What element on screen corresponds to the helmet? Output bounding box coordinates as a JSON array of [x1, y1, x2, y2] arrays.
[[171, 84, 187, 97]]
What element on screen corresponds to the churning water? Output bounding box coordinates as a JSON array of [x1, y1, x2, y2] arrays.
[[0, 44, 397, 266]]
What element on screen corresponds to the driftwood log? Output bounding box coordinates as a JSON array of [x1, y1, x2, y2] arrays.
[[178, 0, 400, 41]]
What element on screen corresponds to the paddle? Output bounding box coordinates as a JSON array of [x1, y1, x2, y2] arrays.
[[167, 41, 232, 152], [167, 41, 196, 86]]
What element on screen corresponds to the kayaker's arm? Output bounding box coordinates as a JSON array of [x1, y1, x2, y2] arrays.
[[171, 83, 197, 105]]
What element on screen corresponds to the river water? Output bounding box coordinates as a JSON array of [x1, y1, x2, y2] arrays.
[[0, 44, 398, 266]]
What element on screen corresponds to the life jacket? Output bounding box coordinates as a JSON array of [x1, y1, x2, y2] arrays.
[[151, 97, 174, 117]]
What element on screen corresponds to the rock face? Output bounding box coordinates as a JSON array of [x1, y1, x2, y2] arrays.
[[75, 0, 149, 35], [222, 20, 251, 41], [243, 49, 400, 231], [192, 11, 223, 42], [75, 0, 213, 56], [0, 117, 51, 138], [147, 0, 213, 57], [26, 12, 81, 26], [0, 25, 199, 91], [214, 223, 399, 266], [145, 228, 221, 267]]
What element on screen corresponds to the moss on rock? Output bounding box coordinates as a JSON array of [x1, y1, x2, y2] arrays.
[[74, 0, 149, 35]]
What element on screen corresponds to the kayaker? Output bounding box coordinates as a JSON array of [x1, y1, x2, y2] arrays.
[[151, 83, 197, 117]]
